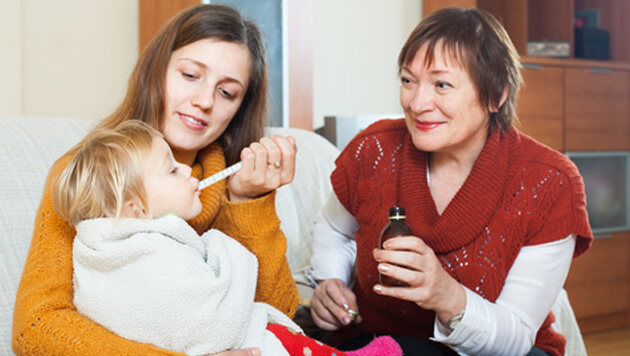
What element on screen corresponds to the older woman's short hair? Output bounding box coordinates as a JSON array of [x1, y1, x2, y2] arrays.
[[398, 7, 523, 134]]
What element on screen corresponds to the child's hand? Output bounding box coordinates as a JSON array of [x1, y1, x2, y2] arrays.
[[227, 135, 297, 202]]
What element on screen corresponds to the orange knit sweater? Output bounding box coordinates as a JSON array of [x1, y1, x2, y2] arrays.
[[12, 141, 298, 355]]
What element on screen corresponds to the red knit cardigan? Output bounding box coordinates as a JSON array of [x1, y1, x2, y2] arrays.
[[330, 119, 593, 356]]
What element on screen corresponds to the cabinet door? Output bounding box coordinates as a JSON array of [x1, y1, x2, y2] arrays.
[[564, 232, 630, 333], [565, 68, 630, 151], [516, 65, 564, 151]]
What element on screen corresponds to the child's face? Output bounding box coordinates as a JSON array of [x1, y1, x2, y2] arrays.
[[141, 137, 203, 220]]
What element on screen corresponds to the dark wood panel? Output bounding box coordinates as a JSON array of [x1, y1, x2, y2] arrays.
[[526, 0, 573, 47], [479, 0, 529, 54], [565, 232, 630, 332], [139, 0, 199, 52], [564, 67, 630, 150], [516, 65, 564, 151], [422, 0, 477, 17], [579, 313, 629, 334]]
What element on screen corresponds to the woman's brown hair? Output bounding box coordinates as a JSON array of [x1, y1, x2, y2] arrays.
[[96, 4, 268, 165], [398, 7, 523, 134]]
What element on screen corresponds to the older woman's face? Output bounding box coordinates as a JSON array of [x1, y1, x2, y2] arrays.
[[163, 39, 251, 166], [400, 43, 490, 157]]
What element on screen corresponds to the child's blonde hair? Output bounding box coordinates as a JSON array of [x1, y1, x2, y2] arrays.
[[54, 121, 162, 225]]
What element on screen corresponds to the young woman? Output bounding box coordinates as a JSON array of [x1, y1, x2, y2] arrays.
[[13, 5, 298, 356]]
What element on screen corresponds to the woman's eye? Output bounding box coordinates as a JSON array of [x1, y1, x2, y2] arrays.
[[182, 72, 198, 80], [436, 81, 452, 89], [401, 76, 412, 85], [218, 87, 234, 100]]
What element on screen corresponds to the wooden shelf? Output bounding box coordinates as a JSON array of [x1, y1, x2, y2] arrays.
[[521, 56, 630, 71]]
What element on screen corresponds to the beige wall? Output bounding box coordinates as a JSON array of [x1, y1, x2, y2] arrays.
[[312, 0, 422, 129], [0, 0, 138, 120], [0, 1, 23, 115]]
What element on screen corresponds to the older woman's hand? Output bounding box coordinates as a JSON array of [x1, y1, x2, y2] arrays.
[[311, 278, 362, 331], [228, 135, 296, 202], [372, 235, 467, 323]]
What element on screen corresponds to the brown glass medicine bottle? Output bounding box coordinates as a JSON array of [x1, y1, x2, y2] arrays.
[[379, 206, 413, 286]]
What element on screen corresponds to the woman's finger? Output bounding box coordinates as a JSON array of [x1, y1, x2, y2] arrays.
[[270, 135, 297, 183], [259, 136, 282, 167], [311, 279, 358, 329], [248, 141, 270, 177], [228, 136, 297, 201], [380, 235, 430, 254], [311, 288, 343, 330]]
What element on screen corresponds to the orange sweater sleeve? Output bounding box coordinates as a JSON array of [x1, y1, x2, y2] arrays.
[[12, 156, 185, 356], [213, 191, 299, 318]]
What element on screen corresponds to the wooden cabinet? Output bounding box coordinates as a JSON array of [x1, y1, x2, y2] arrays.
[[424, 0, 630, 334], [517, 61, 630, 153], [516, 64, 564, 151], [565, 231, 630, 333], [565, 67, 630, 151]]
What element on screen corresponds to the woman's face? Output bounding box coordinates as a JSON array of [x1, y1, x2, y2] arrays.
[[163, 39, 252, 166], [400, 43, 490, 158], [141, 136, 202, 220]]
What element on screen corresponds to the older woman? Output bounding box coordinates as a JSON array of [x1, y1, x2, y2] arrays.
[[309, 7, 592, 356], [13, 4, 297, 356]]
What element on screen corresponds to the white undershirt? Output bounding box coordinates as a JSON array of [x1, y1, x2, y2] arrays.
[[308, 192, 576, 356]]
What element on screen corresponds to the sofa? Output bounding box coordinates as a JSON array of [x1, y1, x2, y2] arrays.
[[0, 115, 586, 355]]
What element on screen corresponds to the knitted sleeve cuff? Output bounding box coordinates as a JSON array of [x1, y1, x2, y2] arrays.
[[216, 190, 281, 241]]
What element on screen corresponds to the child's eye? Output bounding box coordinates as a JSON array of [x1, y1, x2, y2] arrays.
[[170, 167, 178, 174]]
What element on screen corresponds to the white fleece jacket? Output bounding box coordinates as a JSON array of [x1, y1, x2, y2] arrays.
[[73, 215, 300, 356]]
